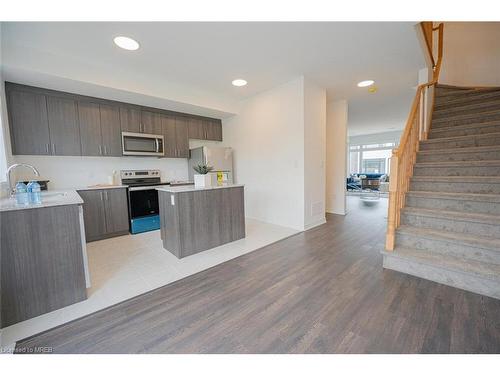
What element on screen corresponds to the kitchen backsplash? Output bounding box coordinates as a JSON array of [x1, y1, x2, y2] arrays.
[[10, 155, 190, 189]]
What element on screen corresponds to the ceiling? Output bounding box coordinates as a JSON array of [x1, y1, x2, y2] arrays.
[[1, 22, 425, 134]]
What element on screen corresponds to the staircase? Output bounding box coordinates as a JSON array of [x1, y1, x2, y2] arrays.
[[383, 84, 500, 299]]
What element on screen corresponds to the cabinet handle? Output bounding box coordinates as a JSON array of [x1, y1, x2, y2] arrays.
[[100, 191, 103, 202], [52, 144, 56, 154], [46, 144, 50, 154], [105, 191, 108, 200], [99, 145, 102, 155], [104, 145, 108, 155]]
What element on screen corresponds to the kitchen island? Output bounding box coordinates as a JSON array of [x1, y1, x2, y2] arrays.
[[0, 190, 89, 327], [157, 184, 245, 258]]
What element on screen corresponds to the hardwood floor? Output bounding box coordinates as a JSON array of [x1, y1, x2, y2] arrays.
[[16, 197, 500, 353]]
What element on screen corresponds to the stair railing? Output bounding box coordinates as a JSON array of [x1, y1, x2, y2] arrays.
[[385, 22, 444, 251]]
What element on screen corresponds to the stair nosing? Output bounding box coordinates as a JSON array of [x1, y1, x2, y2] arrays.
[[411, 175, 500, 182], [414, 160, 500, 167], [407, 190, 500, 202], [397, 224, 500, 252], [383, 246, 500, 281], [433, 109, 500, 123], [435, 93, 500, 109], [418, 144, 500, 155], [421, 131, 500, 144], [429, 120, 500, 134], [402, 206, 500, 225], [434, 98, 500, 114]]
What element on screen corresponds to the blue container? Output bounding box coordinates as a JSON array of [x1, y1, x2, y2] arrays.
[[15, 182, 29, 206], [27, 181, 42, 205]]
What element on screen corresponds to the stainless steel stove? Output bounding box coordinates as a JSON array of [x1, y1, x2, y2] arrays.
[[120, 170, 169, 234]]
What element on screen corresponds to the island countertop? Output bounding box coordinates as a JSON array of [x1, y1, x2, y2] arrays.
[[156, 183, 244, 194], [0, 190, 84, 213]]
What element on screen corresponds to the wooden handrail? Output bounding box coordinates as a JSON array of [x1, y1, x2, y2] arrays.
[[385, 22, 444, 251]]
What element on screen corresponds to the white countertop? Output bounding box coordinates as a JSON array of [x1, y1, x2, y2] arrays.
[[75, 185, 127, 191], [157, 184, 244, 193], [0, 190, 84, 212]]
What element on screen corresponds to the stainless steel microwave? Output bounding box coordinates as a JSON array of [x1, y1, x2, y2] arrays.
[[122, 132, 164, 156]]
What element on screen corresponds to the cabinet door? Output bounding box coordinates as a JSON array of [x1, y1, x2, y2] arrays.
[[100, 104, 122, 156], [7, 89, 51, 155], [120, 106, 142, 133], [47, 96, 82, 156], [161, 114, 177, 158], [78, 101, 102, 156], [104, 189, 129, 234], [141, 110, 162, 135], [204, 119, 223, 141], [188, 117, 205, 139], [78, 190, 107, 241], [175, 117, 190, 158]]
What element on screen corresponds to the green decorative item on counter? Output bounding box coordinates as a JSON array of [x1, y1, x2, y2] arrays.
[[193, 163, 214, 175]]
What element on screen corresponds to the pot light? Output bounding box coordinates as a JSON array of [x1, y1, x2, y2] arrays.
[[232, 79, 248, 87], [113, 36, 140, 51], [357, 80, 374, 88]]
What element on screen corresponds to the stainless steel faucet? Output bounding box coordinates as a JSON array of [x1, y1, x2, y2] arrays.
[[6, 163, 41, 197]]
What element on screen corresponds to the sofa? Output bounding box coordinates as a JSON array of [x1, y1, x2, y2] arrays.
[[346, 173, 387, 191]]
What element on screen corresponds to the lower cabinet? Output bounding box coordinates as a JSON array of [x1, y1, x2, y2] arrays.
[[78, 188, 129, 242]]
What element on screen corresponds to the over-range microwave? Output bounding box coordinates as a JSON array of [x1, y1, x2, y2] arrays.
[[122, 132, 164, 156]]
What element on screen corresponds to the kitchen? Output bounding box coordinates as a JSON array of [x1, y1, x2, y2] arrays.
[[0, 81, 297, 344]]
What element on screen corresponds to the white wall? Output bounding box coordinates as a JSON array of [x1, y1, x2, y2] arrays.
[[222, 77, 305, 230], [326, 100, 347, 215], [440, 22, 500, 87], [304, 79, 326, 229], [0, 23, 9, 184]]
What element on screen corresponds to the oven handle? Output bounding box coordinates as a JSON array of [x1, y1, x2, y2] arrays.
[[128, 184, 170, 192]]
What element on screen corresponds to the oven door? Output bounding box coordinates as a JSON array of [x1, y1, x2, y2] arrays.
[[128, 187, 160, 218], [122, 132, 164, 156]]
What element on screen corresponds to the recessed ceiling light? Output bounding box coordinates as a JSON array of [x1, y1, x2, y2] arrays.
[[113, 36, 140, 51], [357, 80, 375, 88], [232, 79, 247, 87]]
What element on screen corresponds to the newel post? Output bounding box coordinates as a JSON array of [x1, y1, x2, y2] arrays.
[[385, 150, 399, 251]]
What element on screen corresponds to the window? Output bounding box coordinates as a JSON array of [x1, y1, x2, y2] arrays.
[[348, 141, 396, 176]]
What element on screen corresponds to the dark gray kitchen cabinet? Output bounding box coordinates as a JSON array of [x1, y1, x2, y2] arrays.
[[6, 87, 51, 155], [99, 104, 122, 156], [120, 106, 142, 133], [161, 114, 177, 158], [188, 117, 222, 141], [78, 188, 129, 242], [78, 101, 102, 156], [188, 117, 205, 139], [103, 188, 130, 234], [79, 102, 122, 157], [175, 117, 190, 157], [141, 110, 163, 135], [204, 119, 223, 141], [47, 96, 81, 156]]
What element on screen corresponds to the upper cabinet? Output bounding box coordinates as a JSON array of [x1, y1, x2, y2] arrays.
[[6, 87, 51, 155], [119, 106, 142, 133], [79, 101, 122, 157], [5, 82, 223, 159], [188, 117, 222, 141]]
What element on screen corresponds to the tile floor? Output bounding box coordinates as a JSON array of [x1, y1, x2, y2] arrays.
[[0, 218, 298, 348]]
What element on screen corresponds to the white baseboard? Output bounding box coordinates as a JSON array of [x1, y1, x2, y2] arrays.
[[304, 218, 326, 230], [326, 209, 346, 215]]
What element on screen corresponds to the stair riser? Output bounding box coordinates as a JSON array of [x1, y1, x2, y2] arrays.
[[401, 212, 500, 240], [432, 112, 500, 129], [428, 123, 500, 139], [413, 165, 500, 176], [417, 149, 500, 162], [420, 135, 500, 151], [396, 232, 500, 265], [383, 254, 500, 299], [410, 180, 500, 194], [435, 91, 500, 110], [434, 103, 500, 120], [406, 195, 500, 215]]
